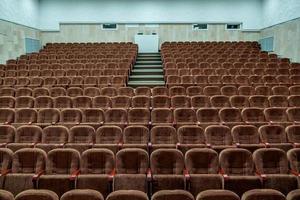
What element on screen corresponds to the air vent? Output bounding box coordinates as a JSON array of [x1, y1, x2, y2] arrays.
[[193, 24, 208, 30], [226, 24, 241, 30], [102, 24, 118, 30]]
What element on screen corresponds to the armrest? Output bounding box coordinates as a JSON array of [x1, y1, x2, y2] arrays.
[[32, 170, 44, 181], [118, 142, 123, 149], [28, 122, 32, 125], [176, 142, 181, 149], [184, 169, 190, 181], [70, 170, 80, 181], [147, 168, 152, 181], [264, 142, 270, 148], [51, 121, 56, 125], [219, 169, 229, 180], [255, 171, 267, 180], [4, 121, 10, 125], [108, 169, 115, 182], [291, 170, 300, 176], [0, 169, 11, 177], [206, 143, 212, 148], [235, 143, 240, 148]]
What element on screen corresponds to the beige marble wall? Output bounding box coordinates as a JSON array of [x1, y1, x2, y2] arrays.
[[40, 24, 260, 47], [0, 20, 40, 64], [260, 18, 300, 62]]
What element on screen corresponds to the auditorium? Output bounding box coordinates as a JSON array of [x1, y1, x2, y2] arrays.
[[0, 0, 300, 199]]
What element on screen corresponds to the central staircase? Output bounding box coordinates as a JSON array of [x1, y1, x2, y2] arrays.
[[127, 53, 165, 87]]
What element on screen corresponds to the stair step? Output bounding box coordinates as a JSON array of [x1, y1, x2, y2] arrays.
[[134, 65, 162, 69], [129, 75, 164, 81], [136, 57, 161, 61], [128, 80, 165, 87], [138, 53, 161, 56], [131, 69, 163, 75], [135, 61, 162, 65]]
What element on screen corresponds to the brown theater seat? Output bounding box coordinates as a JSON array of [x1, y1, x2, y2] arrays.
[[15, 189, 59, 200], [94, 125, 123, 153], [3, 148, 46, 196], [77, 149, 114, 198], [196, 190, 240, 200], [61, 189, 104, 200], [242, 189, 286, 200], [106, 190, 148, 200], [150, 149, 185, 193], [152, 190, 194, 200]]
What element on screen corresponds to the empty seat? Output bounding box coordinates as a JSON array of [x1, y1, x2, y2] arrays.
[[135, 87, 151, 97], [122, 125, 149, 150], [33, 88, 50, 97], [94, 125, 123, 153], [203, 86, 220, 96], [249, 95, 269, 108], [177, 125, 205, 153], [114, 148, 149, 192], [14, 109, 37, 126], [111, 96, 131, 109], [0, 97, 15, 108], [255, 86, 272, 96], [152, 87, 169, 96], [196, 108, 220, 128], [38, 148, 81, 197], [242, 189, 286, 200], [15, 96, 34, 108], [151, 108, 173, 126], [288, 95, 300, 107], [230, 95, 249, 108], [185, 149, 223, 197], [60, 189, 104, 200], [253, 148, 298, 195], [104, 108, 127, 127], [128, 108, 150, 126], [0, 190, 13, 200], [272, 86, 289, 95], [287, 107, 300, 123], [286, 125, 300, 147], [205, 125, 234, 152], [54, 96, 72, 108], [238, 86, 254, 96], [231, 125, 264, 152], [0, 87, 15, 97], [152, 190, 194, 200], [150, 149, 185, 192], [259, 124, 292, 151], [186, 86, 202, 97], [219, 148, 261, 197], [290, 86, 300, 95], [67, 87, 83, 97], [118, 87, 135, 97], [0, 125, 15, 147], [150, 126, 177, 151], [92, 96, 111, 110], [221, 86, 237, 96], [196, 190, 240, 200], [132, 96, 150, 108], [264, 107, 289, 125], [15, 189, 59, 200], [65, 125, 95, 153], [50, 87, 66, 97], [81, 108, 104, 129], [36, 125, 69, 153], [34, 96, 53, 108], [106, 190, 148, 200], [59, 108, 82, 128], [84, 87, 100, 97], [171, 95, 190, 108], [169, 86, 186, 97], [7, 125, 42, 152], [219, 108, 242, 127], [0, 148, 13, 188], [268, 95, 288, 107], [101, 87, 117, 97], [210, 95, 230, 108], [0, 108, 15, 124], [76, 149, 114, 198], [3, 148, 47, 196], [15, 88, 32, 97], [174, 108, 197, 127], [73, 96, 92, 108], [152, 96, 170, 108], [37, 108, 60, 127]]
